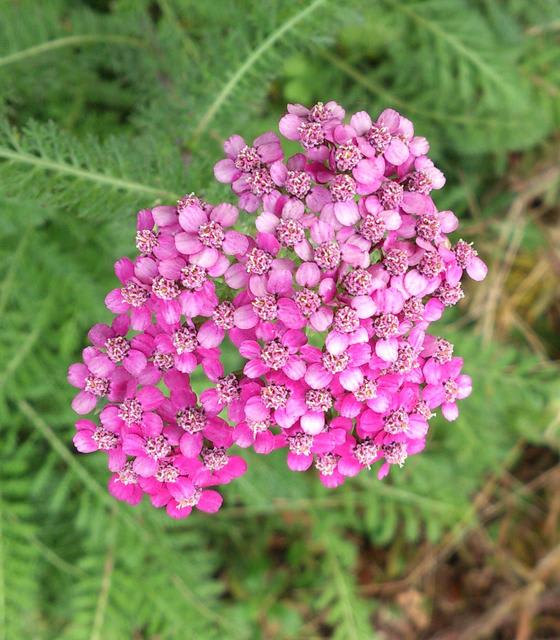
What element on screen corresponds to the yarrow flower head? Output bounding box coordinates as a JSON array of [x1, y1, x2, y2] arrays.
[[69, 101, 486, 517]]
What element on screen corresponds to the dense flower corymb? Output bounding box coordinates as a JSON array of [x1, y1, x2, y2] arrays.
[[69, 101, 486, 518]]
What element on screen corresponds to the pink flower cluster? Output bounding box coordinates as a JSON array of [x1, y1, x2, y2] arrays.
[[68, 101, 486, 518]]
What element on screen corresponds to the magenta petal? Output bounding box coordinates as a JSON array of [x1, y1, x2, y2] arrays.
[[245, 397, 268, 421], [114, 257, 134, 283], [404, 269, 428, 296], [107, 449, 126, 472], [305, 364, 332, 389], [377, 463, 390, 480], [325, 331, 349, 355], [73, 430, 96, 453], [279, 114, 301, 140], [441, 402, 459, 421], [339, 367, 363, 391], [178, 205, 206, 233], [105, 289, 128, 313], [401, 192, 433, 215], [211, 202, 238, 226], [353, 158, 383, 184], [239, 340, 261, 359], [225, 263, 248, 289], [133, 455, 158, 477], [197, 490, 223, 513], [283, 357, 306, 380], [234, 423, 254, 448], [296, 262, 320, 287], [109, 477, 142, 505], [137, 385, 165, 410], [224, 134, 246, 157], [234, 305, 258, 329], [334, 201, 360, 225], [87, 323, 113, 347], [142, 412, 164, 437], [224, 456, 247, 480], [339, 395, 362, 418], [423, 384, 446, 408], [310, 307, 333, 331], [282, 329, 307, 349], [287, 452, 313, 471], [197, 321, 224, 348], [175, 232, 202, 256], [67, 363, 88, 388], [301, 411, 325, 435], [72, 391, 97, 415], [424, 299, 444, 321], [268, 269, 293, 294], [277, 298, 306, 329], [214, 158, 238, 183], [466, 256, 488, 281], [223, 231, 249, 256], [159, 257, 184, 280], [180, 432, 203, 457], [457, 374, 473, 399], [130, 307, 151, 331], [176, 352, 197, 373], [439, 210, 459, 233], [244, 359, 269, 378], [123, 349, 147, 376], [385, 138, 409, 165], [378, 108, 400, 130], [350, 111, 372, 135], [152, 206, 177, 227], [338, 457, 362, 477], [100, 406, 122, 431], [375, 338, 398, 362], [254, 431, 277, 455]]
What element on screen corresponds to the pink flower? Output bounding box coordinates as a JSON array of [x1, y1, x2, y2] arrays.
[[73, 419, 125, 471], [67, 351, 132, 415], [214, 132, 283, 183], [337, 434, 381, 477], [70, 100, 486, 517], [122, 429, 176, 477], [104, 257, 153, 330], [225, 231, 291, 295], [443, 240, 488, 283], [285, 425, 346, 473], [87, 315, 147, 377], [279, 101, 345, 152], [352, 109, 410, 166], [166, 478, 223, 519], [422, 357, 472, 421], [304, 342, 371, 392], [233, 416, 286, 455], [175, 202, 248, 267], [214, 133, 283, 212], [187, 448, 247, 486], [240, 327, 307, 381], [153, 322, 220, 375], [108, 461, 143, 505], [99, 385, 166, 437], [401, 156, 445, 194]]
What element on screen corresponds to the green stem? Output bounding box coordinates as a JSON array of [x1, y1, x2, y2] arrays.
[[0, 35, 145, 69], [189, 0, 328, 143], [0, 147, 180, 201]]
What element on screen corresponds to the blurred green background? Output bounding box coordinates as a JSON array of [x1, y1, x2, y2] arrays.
[[0, 1, 559, 638]]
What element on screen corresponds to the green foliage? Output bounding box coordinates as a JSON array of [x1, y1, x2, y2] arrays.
[[0, 0, 558, 638]]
